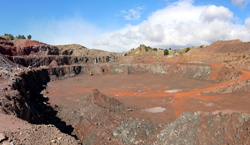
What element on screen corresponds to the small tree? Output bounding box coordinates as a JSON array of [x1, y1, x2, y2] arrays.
[[153, 48, 158, 51], [21, 35, 26, 39], [27, 35, 32, 40], [164, 49, 169, 55], [16, 35, 21, 39], [185, 47, 190, 53], [9, 34, 14, 40], [169, 47, 172, 50]]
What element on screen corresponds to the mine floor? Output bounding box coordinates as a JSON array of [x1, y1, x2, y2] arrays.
[[46, 73, 250, 125]]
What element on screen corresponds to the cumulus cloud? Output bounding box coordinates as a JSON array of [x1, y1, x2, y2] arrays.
[[93, 0, 250, 51], [246, 17, 250, 28], [232, 0, 249, 10], [200, 5, 233, 22], [29, 0, 250, 52], [121, 7, 143, 20], [93, 39, 109, 46]]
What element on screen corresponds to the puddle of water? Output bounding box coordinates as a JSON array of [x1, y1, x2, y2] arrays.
[[205, 103, 213, 106], [141, 107, 166, 113], [164, 89, 182, 93]]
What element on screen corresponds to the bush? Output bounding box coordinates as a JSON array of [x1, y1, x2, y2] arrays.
[[169, 48, 171, 50], [4, 33, 14, 40], [185, 47, 190, 53], [9, 34, 14, 40], [164, 49, 169, 55], [27, 35, 32, 40], [200, 45, 203, 48], [153, 48, 158, 51], [21, 35, 26, 39], [16, 34, 26, 39]]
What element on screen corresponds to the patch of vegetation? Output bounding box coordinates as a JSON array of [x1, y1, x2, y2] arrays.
[[169, 48, 171, 50], [185, 47, 190, 53], [144, 46, 152, 52], [16, 35, 26, 39], [164, 49, 169, 55], [27, 35, 32, 40], [153, 48, 158, 51], [223, 60, 231, 63], [228, 53, 230, 55], [4, 33, 14, 40], [131, 48, 134, 51], [200, 45, 203, 48], [243, 55, 246, 59]]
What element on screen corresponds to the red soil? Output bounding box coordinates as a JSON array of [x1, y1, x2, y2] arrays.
[[46, 70, 250, 125], [14, 39, 40, 47]]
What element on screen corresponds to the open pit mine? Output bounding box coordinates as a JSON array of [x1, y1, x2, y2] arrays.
[[1, 37, 250, 144]]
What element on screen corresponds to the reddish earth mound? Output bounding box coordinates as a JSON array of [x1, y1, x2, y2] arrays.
[[50, 60, 58, 67], [13, 39, 40, 47], [79, 89, 123, 107], [201, 39, 250, 54]]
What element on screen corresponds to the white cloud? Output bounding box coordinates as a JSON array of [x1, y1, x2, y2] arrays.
[[246, 17, 250, 28], [93, 39, 109, 46], [200, 5, 233, 22], [121, 7, 143, 20], [232, 0, 250, 10], [93, 0, 250, 51], [29, 0, 250, 52]]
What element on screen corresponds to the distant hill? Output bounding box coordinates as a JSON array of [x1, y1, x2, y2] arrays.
[[201, 39, 250, 54], [126, 44, 164, 58]]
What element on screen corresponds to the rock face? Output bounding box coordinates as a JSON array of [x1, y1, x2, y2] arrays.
[[154, 111, 250, 145], [0, 37, 15, 56]]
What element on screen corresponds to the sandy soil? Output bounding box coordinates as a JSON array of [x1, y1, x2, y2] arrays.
[[0, 112, 30, 133]]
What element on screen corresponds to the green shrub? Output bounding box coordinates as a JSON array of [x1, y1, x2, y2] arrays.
[[164, 49, 169, 55], [185, 47, 190, 53], [153, 48, 158, 51], [27, 35, 32, 40], [16, 34, 26, 39], [4, 33, 14, 40], [200, 45, 203, 48], [169, 48, 171, 50], [21, 35, 26, 39]]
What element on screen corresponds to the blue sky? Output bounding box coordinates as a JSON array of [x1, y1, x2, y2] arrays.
[[0, 0, 250, 52]]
